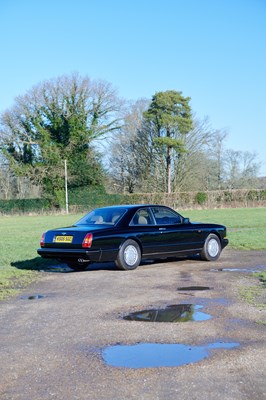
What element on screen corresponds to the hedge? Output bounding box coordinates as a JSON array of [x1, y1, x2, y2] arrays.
[[1, 189, 266, 214], [0, 198, 51, 214]]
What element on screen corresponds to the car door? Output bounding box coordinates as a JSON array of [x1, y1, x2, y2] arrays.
[[149, 206, 204, 256]]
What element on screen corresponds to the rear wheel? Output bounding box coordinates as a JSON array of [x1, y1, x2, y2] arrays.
[[115, 239, 141, 270], [200, 234, 221, 261]]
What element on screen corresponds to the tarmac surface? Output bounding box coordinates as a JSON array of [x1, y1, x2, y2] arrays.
[[0, 249, 266, 400]]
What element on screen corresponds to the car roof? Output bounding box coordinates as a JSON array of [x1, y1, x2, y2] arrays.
[[93, 204, 167, 210]]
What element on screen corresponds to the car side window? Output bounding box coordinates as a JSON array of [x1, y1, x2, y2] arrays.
[[151, 207, 181, 225], [130, 209, 154, 225]]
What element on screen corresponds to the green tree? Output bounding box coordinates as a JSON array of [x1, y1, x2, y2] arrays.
[[0, 73, 122, 202], [144, 90, 192, 193]]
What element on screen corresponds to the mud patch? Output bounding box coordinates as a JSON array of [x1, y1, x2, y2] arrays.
[[123, 304, 211, 322], [102, 341, 240, 368], [177, 286, 211, 291]]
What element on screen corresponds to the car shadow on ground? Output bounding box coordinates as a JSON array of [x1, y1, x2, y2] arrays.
[[11, 257, 118, 273], [11, 256, 197, 273], [11, 257, 64, 272]]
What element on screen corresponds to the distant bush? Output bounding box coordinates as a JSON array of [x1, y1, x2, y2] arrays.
[[246, 190, 259, 201], [261, 189, 266, 200], [224, 191, 233, 203], [195, 192, 208, 205]]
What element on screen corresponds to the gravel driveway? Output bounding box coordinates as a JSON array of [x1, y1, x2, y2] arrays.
[[0, 249, 266, 400]]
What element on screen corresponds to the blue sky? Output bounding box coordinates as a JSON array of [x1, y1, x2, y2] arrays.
[[1, 0, 265, 175]]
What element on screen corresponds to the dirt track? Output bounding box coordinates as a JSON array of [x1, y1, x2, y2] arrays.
[[0, 249, 266, 400]]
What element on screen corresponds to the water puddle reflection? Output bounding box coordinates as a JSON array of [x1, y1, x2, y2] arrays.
[[102, 341, 240, 368], [44, 265, 71, 273], [123, 304, 211, 322], [21, 294, 46, 300], [211, 265, 266, 273]]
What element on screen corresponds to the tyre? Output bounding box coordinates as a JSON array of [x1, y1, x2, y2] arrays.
[[200, 234, 221, 261], [115, 239, 141, 270]]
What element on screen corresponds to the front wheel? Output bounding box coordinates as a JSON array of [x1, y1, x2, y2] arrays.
[[115, 239, 141, 270], [200, 234, 221, 261]]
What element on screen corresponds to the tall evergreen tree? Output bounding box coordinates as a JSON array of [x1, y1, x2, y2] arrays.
[[144, 91, 193, 193]]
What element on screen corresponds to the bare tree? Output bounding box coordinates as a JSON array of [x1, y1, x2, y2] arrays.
[[0, 164, 13, 199], [224, 149, 260, 188], [173, 116, 220, 191], [110, 99, 152, 193], [209, 129, 228, 189]]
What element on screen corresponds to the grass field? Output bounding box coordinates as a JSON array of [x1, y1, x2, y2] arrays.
[[185, 207, 266, 250], [0, 207, 266, 299]]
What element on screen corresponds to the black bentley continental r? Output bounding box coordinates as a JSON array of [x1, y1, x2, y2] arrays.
[[37, 204, 228, 271]]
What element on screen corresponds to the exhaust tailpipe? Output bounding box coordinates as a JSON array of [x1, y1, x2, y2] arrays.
[[78, 258, 91, 264]]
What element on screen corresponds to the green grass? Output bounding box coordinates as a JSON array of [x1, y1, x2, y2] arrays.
[[0, 213, 81, 300], [184, 207, 266, 250], [0, 208, 266, 300], [239, 271, 266, 312], [255, 271, 266, 288], [184, 207, 266, 228]]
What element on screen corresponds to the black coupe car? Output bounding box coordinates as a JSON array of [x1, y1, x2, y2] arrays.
[[37, 204, 228, 271]]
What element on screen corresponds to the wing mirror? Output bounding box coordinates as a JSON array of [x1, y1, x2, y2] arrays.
[[183, 217, 190, 224]]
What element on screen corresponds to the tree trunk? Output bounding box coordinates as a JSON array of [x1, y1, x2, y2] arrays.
[[166, 146, 172, 193]]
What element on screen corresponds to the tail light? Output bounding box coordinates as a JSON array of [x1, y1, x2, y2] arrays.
[[82, 233, 93, 248], [40, 232, 46, 247]]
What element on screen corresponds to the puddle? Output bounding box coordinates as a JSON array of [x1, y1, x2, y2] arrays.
[[177, 286, 211, 291], [102, 341, 240, 368], [123, 304, 211, 322], [42, 265, 71, 273], [211, 265, 266, 273], [223, 268, 256, 273], [21, 294, 46, 300]]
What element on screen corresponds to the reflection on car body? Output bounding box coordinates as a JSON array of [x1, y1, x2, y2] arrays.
[[37, 204, 228, 271]]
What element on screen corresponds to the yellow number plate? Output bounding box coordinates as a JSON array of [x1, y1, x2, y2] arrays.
[[54, 236, 73, 243]]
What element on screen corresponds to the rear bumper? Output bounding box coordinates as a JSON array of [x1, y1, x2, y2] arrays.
[[37, 248, 101, 262]]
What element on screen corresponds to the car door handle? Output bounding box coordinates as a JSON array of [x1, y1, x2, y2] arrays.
[[159, 228, 166, 231]]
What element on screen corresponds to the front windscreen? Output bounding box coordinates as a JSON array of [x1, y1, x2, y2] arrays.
[[75, 207, 127, 226]]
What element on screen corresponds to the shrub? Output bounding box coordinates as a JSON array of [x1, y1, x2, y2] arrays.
[[195, 192, 208, 205]]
